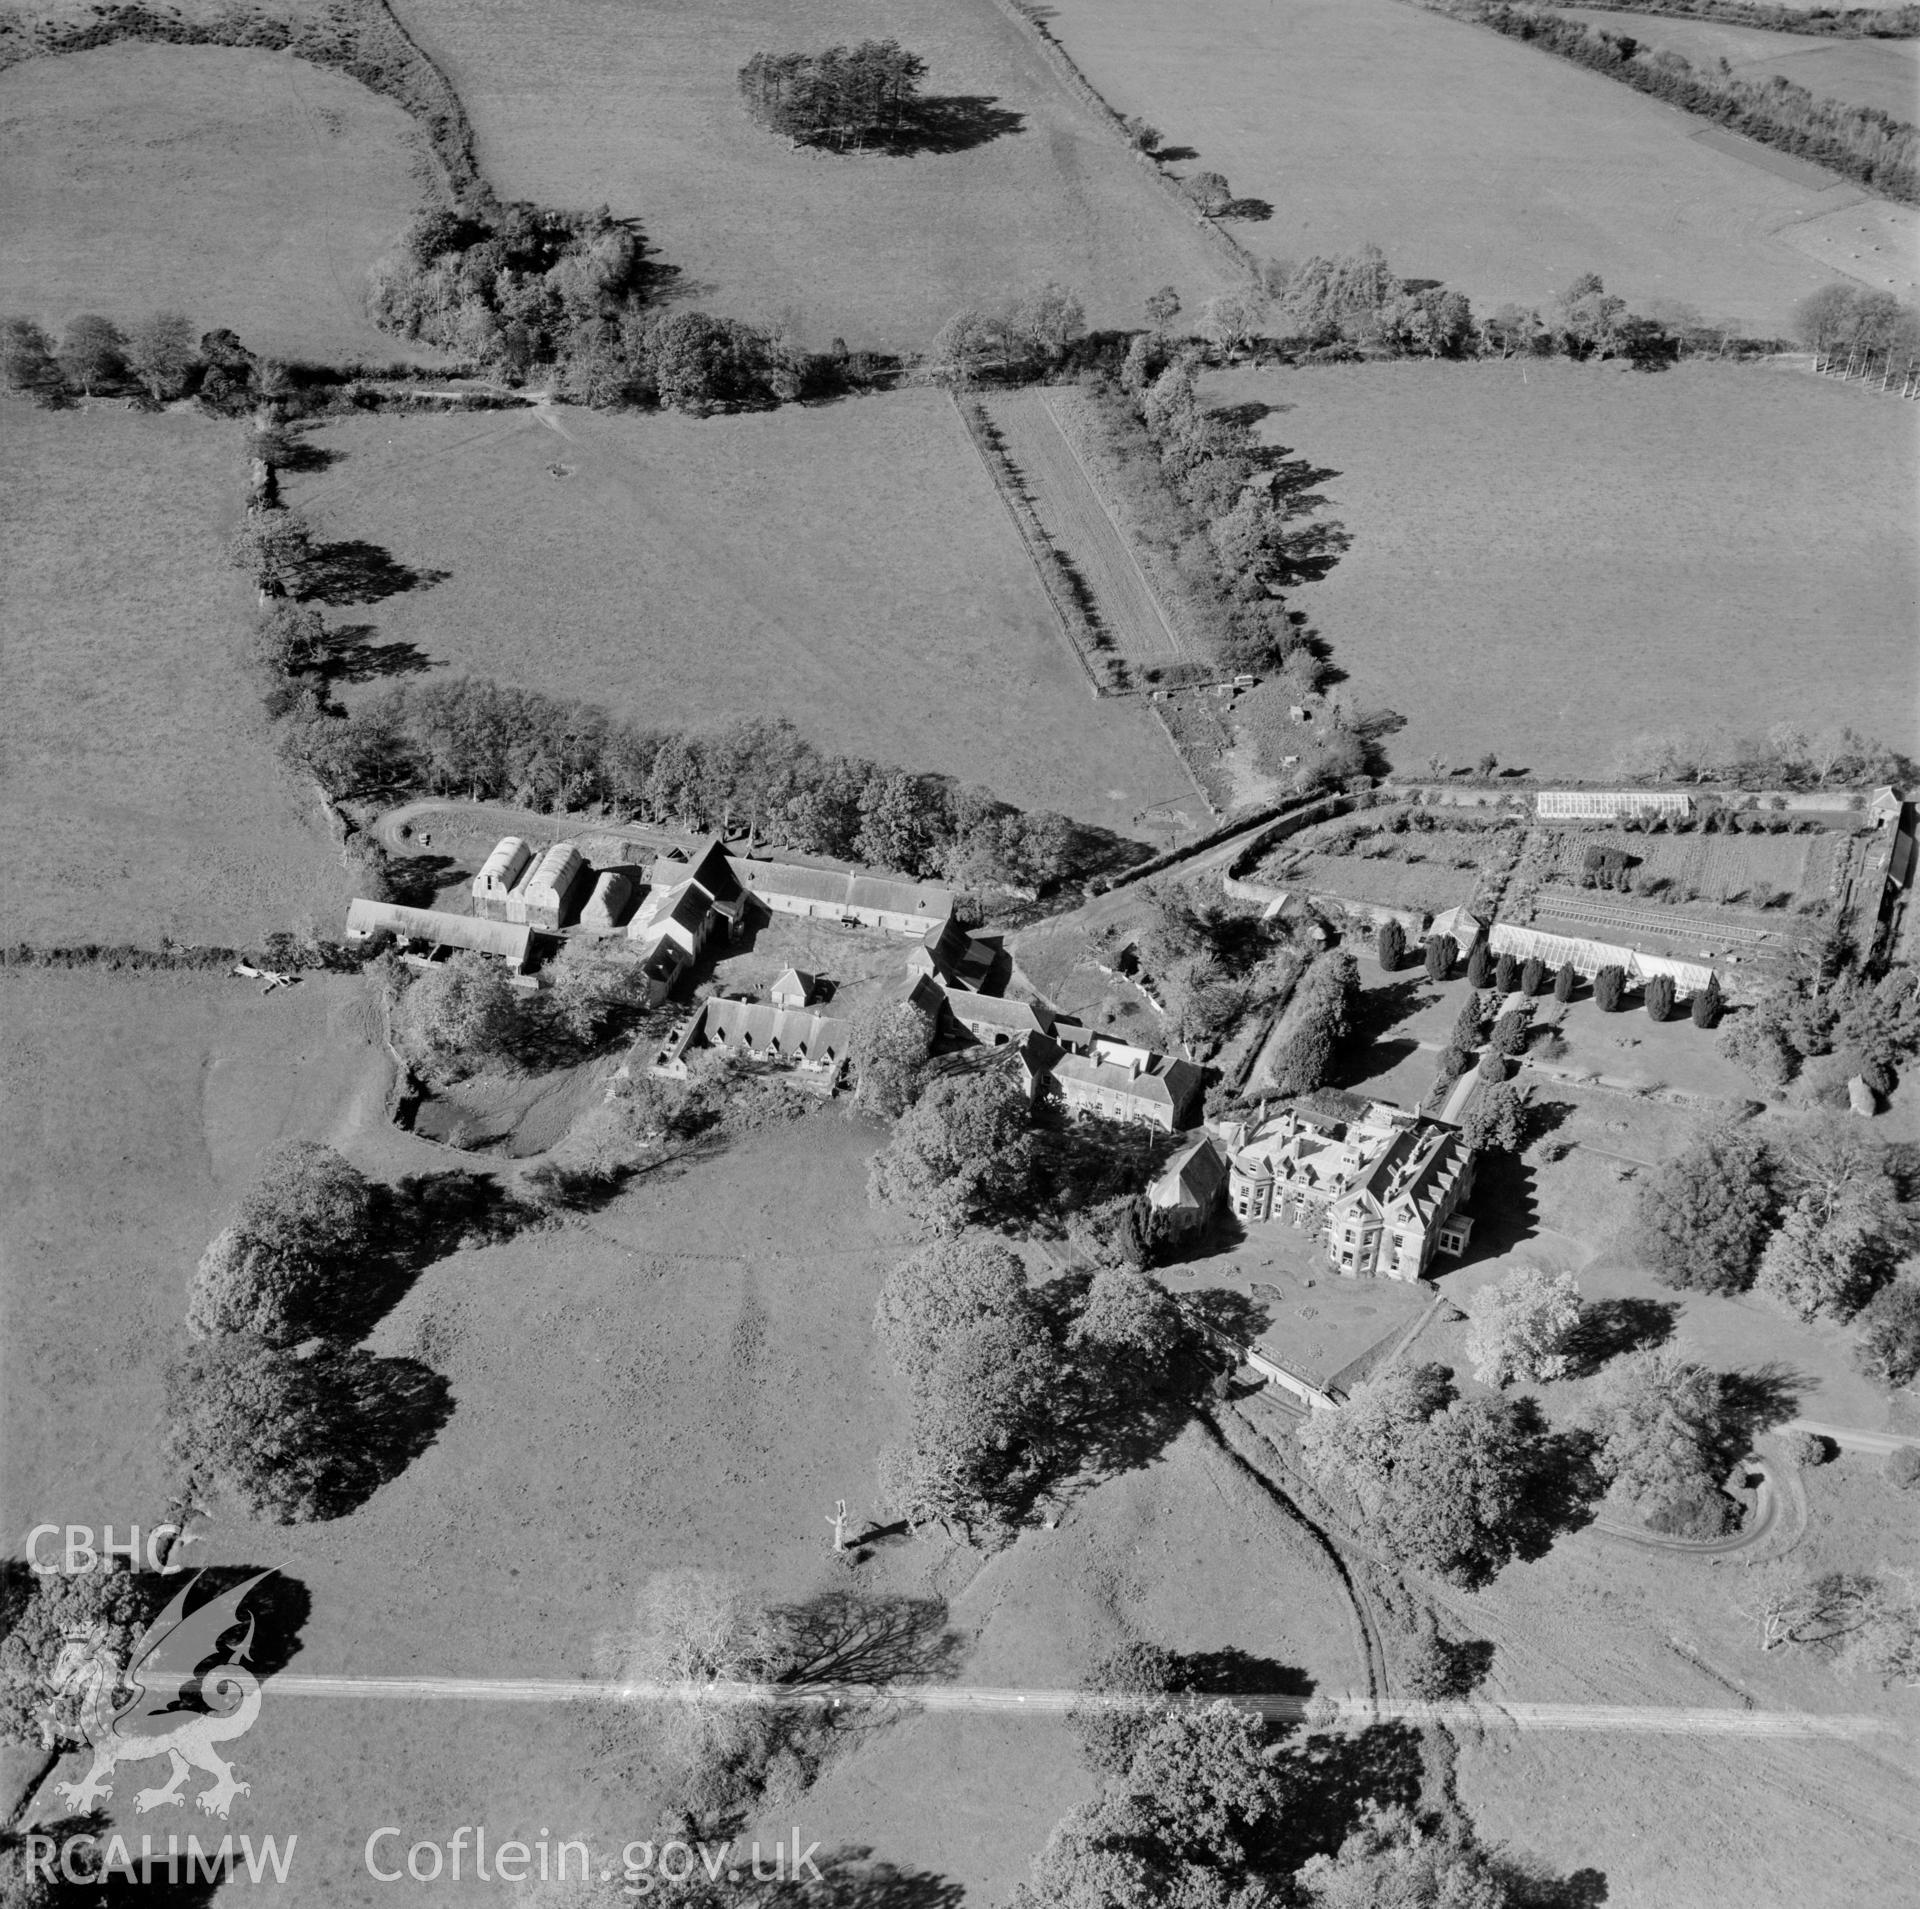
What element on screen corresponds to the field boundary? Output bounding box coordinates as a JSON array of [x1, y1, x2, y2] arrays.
[[0, 0, 492, 211], [985, 0, 1260, 278], [950, 391, 1115, 697]]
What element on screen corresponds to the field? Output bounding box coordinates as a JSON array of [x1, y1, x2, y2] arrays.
[[0, 41, 437, 363], [1553, 7, 1920, 121], [388, 0, 1237, 351], [292, 393, 1204, 840], [1034, 0, 1903, 334], [1201, 358, 1920, 780], [0, 399, 354, 945], [1, 962, 1369, 1901]]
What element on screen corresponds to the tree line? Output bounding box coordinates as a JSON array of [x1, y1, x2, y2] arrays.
[[1477, 0, 1920, 39], [1468, 4, 1918, 202], [277, 675, 1116, 895]]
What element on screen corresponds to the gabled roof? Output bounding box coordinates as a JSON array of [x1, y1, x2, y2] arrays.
[[1150, 1136, 1228, 1210], [770, 967, 817, 1001], [683, 837, 745, 908], [943, 989, 1053, 1036]]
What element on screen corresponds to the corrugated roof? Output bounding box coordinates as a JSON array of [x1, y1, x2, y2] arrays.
[[344, 899, 533, 965]]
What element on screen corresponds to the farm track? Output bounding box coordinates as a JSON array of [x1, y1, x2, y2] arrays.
[[982, 390, 1182, 662]]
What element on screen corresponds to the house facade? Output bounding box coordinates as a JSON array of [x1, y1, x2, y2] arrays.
[[1222, 1099, 1475, 1280]]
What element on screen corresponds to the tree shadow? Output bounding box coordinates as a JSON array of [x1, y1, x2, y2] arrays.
[[309, 1348, 453, 1517], [317, 622, 442, 684], [1173, 1643, 1311, 1701], [1222, 196, 1274, 221], [1717, 1361, 1811, 1456], [771, 1589, 965, 1687], [881, 94, 1025, 155], [328, 1171, 538, 1340], [380, 850, 461, 907], [789, 1847, 968, 1908], [1340, 1036, 1420, 1089], [1498, 1858, 1612, 1908], [297, 539, 449, 608], [1263, 1720, 1426, 1874], [1564, 1295, 1678, 1377], [1154, 143, 1199, 163], [1511, 1413, 1604, 1559]]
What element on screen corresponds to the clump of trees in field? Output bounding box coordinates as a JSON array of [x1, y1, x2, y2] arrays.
[[738, 40, 928, 148], [367, 205, 885, 413], [2, 312, 236, 408], [1720, 963, 1920, 1100], [872, 1236, 1196, 1539], [1612, 721, 1917, 789], [1465, 5, 1918, 202], [279, 679, 1118, 893]]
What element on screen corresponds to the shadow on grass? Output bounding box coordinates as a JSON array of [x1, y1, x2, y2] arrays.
[[772, 1589, 965, 1687], [1565, 1295, 1679, 1376], [297, 539, 449, 608], [883, 93, 1024, 154], [318, 622, 442, 685]]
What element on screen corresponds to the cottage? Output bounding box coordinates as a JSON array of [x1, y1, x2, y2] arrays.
[[1048, 1040, 1204, 1133], [343, 899, 534, 973], [769, 968, 818, 1008], [650, 996, 851, 1079], [1222, 1098, 1474, 1280], [472, 838, 532, 921]]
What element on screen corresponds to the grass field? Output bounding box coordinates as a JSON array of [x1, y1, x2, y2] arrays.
[[1035, 0, 1897, 335], [292, 393, 1202, 840], [0, 42, 438, 363], [0, 399, 354, 945], [388, 0, 1237, 350], [1201, 358, 1920, 781], [1553, 7, 1920, 121]]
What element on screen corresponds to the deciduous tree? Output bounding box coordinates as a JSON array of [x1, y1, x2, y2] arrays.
[[55, 313, 126, 394], [1635, 1124, 1778, 1293], [126, 310, 198, 400], [1463, 1266, 1580, 1385], [1382, 1395, 1537, 1585], [868, 1072, 1033, 1234], [1583, 1347, 1731, 1512]]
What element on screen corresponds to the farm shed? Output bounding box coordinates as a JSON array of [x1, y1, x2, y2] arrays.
[[521, 843, 589, 931], [1537, 790, 1691, 821], [343, 899, 534, 972], [580, 870, 634, 933], [729, 857, 955, 935], [471, 837, 532, 920]]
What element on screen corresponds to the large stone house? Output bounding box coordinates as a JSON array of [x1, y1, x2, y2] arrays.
[[1220, 1098, 1475, 1280]]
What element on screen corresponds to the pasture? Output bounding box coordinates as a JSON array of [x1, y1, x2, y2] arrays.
[[0, 41, 436, 363], [1202, 358, 1920, 780], [1553, 7, 1920, 121], [1035, 0, 1888, 334], [292, 393, 1202, 840], [388, 0, 1236, 349], [0, 400, 353, 945]]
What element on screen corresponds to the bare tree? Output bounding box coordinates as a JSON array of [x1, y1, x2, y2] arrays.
[[1728, 1559, 1819, 1653]]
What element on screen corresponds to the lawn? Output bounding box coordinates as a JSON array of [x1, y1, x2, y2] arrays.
[[0, 399, 354, 945], [1035, 0, 1882, 334], [1203, 358, 1920, 781], [388, 0, 1237, 352], [0, 41, 438, 364], [1553, 6, 1920, 121], [292, 394, 1201, 841]]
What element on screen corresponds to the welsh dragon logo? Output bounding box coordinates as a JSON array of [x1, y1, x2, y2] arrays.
[[47, 1571, 274, 1820]]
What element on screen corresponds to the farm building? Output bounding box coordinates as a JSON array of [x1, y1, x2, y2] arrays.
[[909, 916, 997, 991], [729, 857, 955, 935], [579, 870, 634, 934], [943, 989, 1056, 1046], [472, 836, 590, 929], [1536, 790, 1691, 822], [472, 837, 532, 918], [1220, 1098, 1474, 1281], [1485, 922, 1716, 998], [343, 899, 534, 973]]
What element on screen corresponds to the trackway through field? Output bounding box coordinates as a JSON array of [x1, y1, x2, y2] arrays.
[[983, 388, 1183, 661]]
